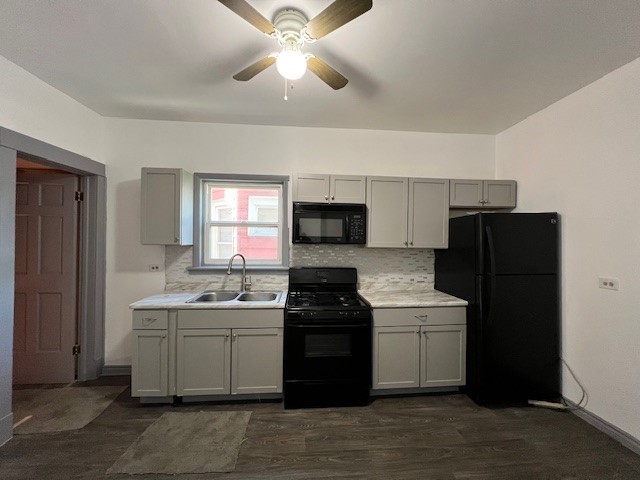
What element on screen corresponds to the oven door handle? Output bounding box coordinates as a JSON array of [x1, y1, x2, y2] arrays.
[[286, 323, 370, 329]]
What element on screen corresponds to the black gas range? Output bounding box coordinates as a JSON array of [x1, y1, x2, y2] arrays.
[[284, 267, 372, 409]]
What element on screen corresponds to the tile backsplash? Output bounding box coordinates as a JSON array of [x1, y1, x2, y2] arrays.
[[165, 245, 435, 292]]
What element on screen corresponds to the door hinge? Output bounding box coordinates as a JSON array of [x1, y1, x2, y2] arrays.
[[75, 191, 84, 202], [72, 344, 81, 356]]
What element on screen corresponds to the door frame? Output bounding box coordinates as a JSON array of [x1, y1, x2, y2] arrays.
[[0, 127, 106, 389]]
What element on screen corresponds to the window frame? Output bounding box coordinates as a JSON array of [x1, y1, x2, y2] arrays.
[[192, 173, 289, 271]]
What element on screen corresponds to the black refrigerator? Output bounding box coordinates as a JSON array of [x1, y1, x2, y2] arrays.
[[435, 213, 560, 405]]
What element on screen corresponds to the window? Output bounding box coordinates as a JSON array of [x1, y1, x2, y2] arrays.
[[194, 174, 289, 268]]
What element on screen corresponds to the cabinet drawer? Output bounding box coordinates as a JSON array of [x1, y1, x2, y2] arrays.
[[177, 309, 284, 329], [373, 307, 465, 327], [132, 310, 169, 329]]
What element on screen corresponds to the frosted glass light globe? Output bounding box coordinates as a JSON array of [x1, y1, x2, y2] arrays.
[[276, 49, 307, 80]]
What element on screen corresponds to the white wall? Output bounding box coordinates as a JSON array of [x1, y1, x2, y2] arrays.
[[103, 119, 495, 364], [496, 57, 640, 440], [0, 55, 104, 160], [0, 55, 104, 446]]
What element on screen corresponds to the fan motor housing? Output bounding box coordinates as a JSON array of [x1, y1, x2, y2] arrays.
[[274, 9, 308, 42]]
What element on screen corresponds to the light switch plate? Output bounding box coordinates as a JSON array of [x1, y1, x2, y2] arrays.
[[598, 277, 619, 291]]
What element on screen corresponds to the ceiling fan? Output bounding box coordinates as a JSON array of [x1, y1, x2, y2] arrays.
[[218, 0, 373, 91]]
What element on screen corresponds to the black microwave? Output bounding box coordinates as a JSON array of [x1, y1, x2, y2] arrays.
[[292, 202, 366, 244]]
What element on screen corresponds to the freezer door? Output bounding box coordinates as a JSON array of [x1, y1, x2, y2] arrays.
[[478, 213, 558, 275], [477, 274, 560, 404]]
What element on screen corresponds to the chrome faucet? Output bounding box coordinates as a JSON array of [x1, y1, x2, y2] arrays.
[[226, 253, 251, 291]]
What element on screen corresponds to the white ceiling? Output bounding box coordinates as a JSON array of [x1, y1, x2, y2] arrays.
[[1, 0, 640, 134]]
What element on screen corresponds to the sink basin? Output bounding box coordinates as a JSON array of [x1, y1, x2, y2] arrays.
[[237, 292, 281, 302], [188, 291, 240, 303]]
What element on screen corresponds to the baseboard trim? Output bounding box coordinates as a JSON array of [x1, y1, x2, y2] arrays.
[[565, 399, 640, 456], [0, 412, 13, 447], [101, 365, 131, 377]]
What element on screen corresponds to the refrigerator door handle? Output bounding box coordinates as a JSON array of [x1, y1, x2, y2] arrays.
[[485, 225, 497, 275]]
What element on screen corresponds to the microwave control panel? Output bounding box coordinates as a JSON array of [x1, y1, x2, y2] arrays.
[[349, 214, 366, 243]]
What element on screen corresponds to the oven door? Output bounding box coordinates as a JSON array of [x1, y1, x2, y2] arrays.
[[284, 321, 372, 381]]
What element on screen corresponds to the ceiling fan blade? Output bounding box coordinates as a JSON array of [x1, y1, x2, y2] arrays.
[[218, 0, 276, 35], [307, 57, 348, 90], [305, 0, 372, 40], [233, 56, 276, 81]]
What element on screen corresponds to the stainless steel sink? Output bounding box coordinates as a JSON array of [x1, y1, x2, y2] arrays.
[[188, 291, 240, 303], [237, 292, 281, 302], [186, 290, 282, 304]]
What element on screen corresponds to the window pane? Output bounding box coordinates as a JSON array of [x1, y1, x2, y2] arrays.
[[237, 226, 279, 260], [208, 226, 235, 259], [207, 225, 279, 262], [209, 186, 279, 223]]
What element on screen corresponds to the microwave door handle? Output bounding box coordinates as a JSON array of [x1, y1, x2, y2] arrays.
[[345, 215, 350, 242]]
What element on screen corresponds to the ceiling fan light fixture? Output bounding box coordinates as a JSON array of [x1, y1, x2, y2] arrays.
[[276, 48, 307, 80]]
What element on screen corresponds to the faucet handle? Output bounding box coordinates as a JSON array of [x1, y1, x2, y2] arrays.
[[244, 275, 252, 291]]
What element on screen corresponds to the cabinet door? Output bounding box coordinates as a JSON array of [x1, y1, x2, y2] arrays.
[[140, 168, 193, 245], [294, 173, 330, 202], [330, 175, 366, 203], [408, 178, 449, 248], [177, 329, 230, 396], [420, 325, 466, 387], [131, 330, 169, 397], [231, 328, 283, 394], [449, 179, 483, 208], [373, 326, 421, 390], [366, 176, 408, 247], [483, 180, 516, 208]]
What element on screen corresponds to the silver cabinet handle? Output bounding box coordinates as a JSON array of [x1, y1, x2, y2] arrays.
[[324, 195, 329, 200], [410, 241, 414, 246], [414, 314, 428, 321], [416, 331, 420, 335], [404, 241, 408, 246], [233, 333, 237, 338], [331, 195, 335, 200], [225, 333, 230, 338]]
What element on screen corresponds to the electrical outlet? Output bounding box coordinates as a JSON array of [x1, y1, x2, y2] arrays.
[[598, 277, 619, 291], [149, 264, 160, 272]]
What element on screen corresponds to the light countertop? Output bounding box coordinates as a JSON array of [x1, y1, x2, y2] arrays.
[[129, 291, 286, 310], [130, 289, 466, 310], [359, 289, 468, 308]]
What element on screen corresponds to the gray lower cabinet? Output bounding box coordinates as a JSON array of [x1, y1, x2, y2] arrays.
[[231, 328, 283, 394], [372, 307, 466, 390], [176, 327, 283, 396], [373, 326, 421, 389], [420, 325, 466, 387], [131, 310, 169, 397], [132, 308, 284, 399], [177, 328, 230, 396]]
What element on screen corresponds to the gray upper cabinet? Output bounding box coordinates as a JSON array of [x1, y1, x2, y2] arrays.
[[140, 168, 193, 245], [450, 179, 516, 208], [408, 178, 449, 249], [294, 173, 366, 203], [366, 176, 408, 247], [367, 176, 449, 248]]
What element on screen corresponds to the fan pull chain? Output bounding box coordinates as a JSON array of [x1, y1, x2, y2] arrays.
[[284, 78, 288, 101]]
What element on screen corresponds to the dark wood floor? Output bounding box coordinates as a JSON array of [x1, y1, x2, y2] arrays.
[[1, 376, 639, 479]]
